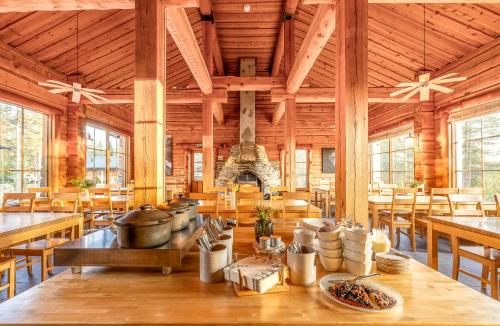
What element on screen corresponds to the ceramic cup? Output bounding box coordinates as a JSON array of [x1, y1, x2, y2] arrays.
[[215, 234, 233, 265], [199, 244, 228, 283], [287, 245, 316, 287]]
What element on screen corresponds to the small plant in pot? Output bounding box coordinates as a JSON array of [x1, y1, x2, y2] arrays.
[[68, 177, 98, 191], [253, 204, 274, 241]]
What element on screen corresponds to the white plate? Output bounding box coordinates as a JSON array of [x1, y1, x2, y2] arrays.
[[301, 218, 331, 232], [319, 273, 404, 313]]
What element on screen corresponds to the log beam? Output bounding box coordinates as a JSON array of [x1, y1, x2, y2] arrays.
[[271, 102, 286, 126], [335, 0, 369, 225], [81, 89, 228, 104], [271, 0, 299, 76], [134, 0, 166, 206], [212, 76, 285, 91], [166, 7, 213, 94], [302, 0, 500, 3], [286, 3, 336, 94], [212, 102, 224, 125], [199, 0, 225, 76], [202, 100, 214, 192], [284, 16, 296, 191]]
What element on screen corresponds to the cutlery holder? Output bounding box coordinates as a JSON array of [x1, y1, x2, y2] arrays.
[[222, 226, 233, 239], [200, 244, 228, 283], [214, 234, 233, 264], [287, 245, 316, 287]]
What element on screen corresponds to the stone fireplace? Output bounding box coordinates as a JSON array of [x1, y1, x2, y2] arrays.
[[215, 142, 280, 194]]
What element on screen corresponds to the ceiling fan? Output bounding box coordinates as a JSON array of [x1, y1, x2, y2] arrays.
[[390, 4, 466, 102], [39, 11, 113, 105]]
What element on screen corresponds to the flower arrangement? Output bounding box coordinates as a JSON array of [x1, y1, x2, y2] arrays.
[[226, 180, 239, 193], [409, 177, 424, 188], [69, 177, 98, 190], [252, 204, 274, 241]]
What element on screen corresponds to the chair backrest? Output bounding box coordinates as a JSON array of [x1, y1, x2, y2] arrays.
[[494, 194, 500, 217], [239, 185, 260, 193], [270, 186, 288, 201], [51, 192, 80, 213], [186, 192, 219, 217], [389, 188, 417, 220], [448, 193, 484, 217], [58, 187, 82, 194], [427, 188, 457, 217], [282, 192, 311, 224], [236, 192, 263, 225], [88, 187, 112, 209], [27, 187, 51, 198], [380, 184, 397, 195], [458, 188, 483, 195], [108, 183, 122, 195], [2, 193, 36, 212], [206, 186, 227, 200]]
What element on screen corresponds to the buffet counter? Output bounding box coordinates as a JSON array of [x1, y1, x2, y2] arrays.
[[0, 227, 498, 325]]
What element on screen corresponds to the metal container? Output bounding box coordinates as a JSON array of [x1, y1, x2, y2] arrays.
[[114, 204, 173, 249], [158, 203, 190, 232], [287, 245, 317, 287], [179, 198, 199, 220], [215, 234, 233, 264], [200, 244, 227, 283]]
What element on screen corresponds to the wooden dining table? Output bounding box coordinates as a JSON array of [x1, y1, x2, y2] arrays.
[[0, 212, 83, 249], [0, 226, 498, 325], [369, 195, 497, 228], [196, 199, 322, 219], [426, 216, 500, 270], [79, 194, 134, 213]]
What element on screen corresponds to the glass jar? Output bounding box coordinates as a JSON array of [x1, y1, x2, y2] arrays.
[[372, 228, 391, 254]]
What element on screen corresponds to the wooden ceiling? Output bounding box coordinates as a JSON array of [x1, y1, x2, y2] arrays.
[[0, 2, 498, 92]]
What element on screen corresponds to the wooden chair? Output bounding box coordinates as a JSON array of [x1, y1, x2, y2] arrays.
[[0, 256, 15, 298], [414, 188, 456, 237], [108, 183, 122, 196], [448, 194, 485, 217], [50, 192, 81, 239], [239, 184, 260, 193], [2, 193, 35, 213], [281, 192, 312, 226], [88, 187, 114, 228], [236, 192, 263, 226], [379, 188, 417, 251], [206, 186, 227, 201], [28, 187, 52, 212], [458, 188, 484, 195], [270, 186, 288, 202], [379, 184, 397, 195], [186, 192, 219, 218], [495, 194, 500, 217], [368, 184, 381, 195]]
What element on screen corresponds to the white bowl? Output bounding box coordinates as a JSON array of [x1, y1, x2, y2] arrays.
[[319, 239, 343, 250], [345, 228, 372, 243], [318, 226, 342, 241], [345, 258, 373, 276], [343, 248, 372, 264], [319, 247, 343, 258], [294, 229, 315, 245], [319, 254, 343, 272], [344, 239, 372, 253]]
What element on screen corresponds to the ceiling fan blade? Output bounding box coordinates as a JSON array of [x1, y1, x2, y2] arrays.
[[46, 80, 72, 87], [420, 87, 429, 101], [432, 77, 467, 84], [81, 87, 105, 94], [401, 86, 422, 102], [428, 84, 454, 94], [48, 88, 71, 94], [432, 73, 458, 82], [38, 82, 63, 88], [83, 92, 111, 104], [390, 85, 419, 97], [395, 82, 419, 88]]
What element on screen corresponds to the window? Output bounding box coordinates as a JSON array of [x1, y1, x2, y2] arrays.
[[296, 149, 308, 189], [369, 133, 414, 186], [0, 101, 49, 202], [193, 152, 203, 181], [452, 111, 500, 200], [86, 125, 128, 186]]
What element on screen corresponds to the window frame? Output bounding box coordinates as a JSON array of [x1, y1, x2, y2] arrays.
[[192, 151, 203, 182], [85, 124, 129, 186], [0, 100, 49, 195], [295, 148, 309, 190]]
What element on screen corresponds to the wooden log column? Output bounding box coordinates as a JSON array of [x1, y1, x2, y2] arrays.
[[284, 16, 296, 192], [434, 110, 450, 188], [134, 0, 165, 206], [66, 75, 86, 183], [335, 0, 368, 225], [414, 103, 435, 189], [202, 101, 214, 192]]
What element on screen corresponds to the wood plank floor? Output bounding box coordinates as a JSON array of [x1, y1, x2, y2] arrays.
[[0, 226, 493, 303]]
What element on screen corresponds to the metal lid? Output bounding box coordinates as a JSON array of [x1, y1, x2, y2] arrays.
[[167, 202, 190, 212], [114, 204, 173, 227], [179, 198, 199, 206]]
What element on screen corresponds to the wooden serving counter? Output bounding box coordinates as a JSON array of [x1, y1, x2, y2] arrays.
[[0, 227, 498, 325]]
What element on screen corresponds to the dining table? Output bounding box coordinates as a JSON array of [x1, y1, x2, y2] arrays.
[[426, 216, 500, 270], [196, 199, 322, 219], [79, 194, 134, 213], [0, 226, 498, 325], [0, 212, 83, 249]]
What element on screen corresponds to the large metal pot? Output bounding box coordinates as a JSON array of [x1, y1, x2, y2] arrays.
[[114, 204, 173, 248], [159, 203, 190, 232], [179, 198, 199, 220]]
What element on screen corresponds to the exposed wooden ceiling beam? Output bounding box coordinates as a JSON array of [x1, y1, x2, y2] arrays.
[[0, 0, 200, 12], [212, 76, 285, 91], [166, 7, 213, 94], [302, 0, 500, 3], [286, 3, 336, 94], [271, 102, 286, 126], [212, 102, 225, 124], [272, 87, 421, 103], [199, 0, 225, 76], [271, 0, 299, 76]]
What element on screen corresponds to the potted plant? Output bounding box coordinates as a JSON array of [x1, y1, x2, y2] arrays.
[[408, 177, 423, 189], [252, 204, 274, 241], [69, 177, 98, 194]]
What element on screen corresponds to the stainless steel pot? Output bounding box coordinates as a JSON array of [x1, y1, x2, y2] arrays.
[[179, 198, 199, 220], [159, 203, 190, 232], [114, 204, 173, 248]]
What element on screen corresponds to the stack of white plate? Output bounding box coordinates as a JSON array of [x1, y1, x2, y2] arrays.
[[343, 228, 373, 275], [375, 252, 411, 274]]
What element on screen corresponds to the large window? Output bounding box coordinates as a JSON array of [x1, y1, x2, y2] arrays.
[[370, 133, 414, 186], [86, 125, 128, 186], [193, 152, 203, 181], [452, 111, 500, 200], [296, 149, 308, 189], [0, 101, 49, 201]]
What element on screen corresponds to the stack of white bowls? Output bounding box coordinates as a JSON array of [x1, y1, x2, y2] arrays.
[[293, 229, 315, 247], [343, 228, 373, 275], [317, 226, 343, 271]]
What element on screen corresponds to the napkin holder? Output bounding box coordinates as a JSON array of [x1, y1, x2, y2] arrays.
[[233, 266, 289, 296]]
